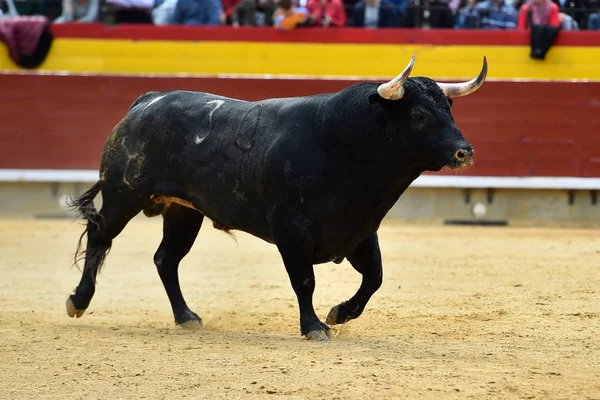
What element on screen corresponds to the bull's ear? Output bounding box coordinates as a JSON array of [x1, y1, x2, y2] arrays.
[[368, 93, 380, 104], [377, 55, 416, 100], [436, 56, 488, 98]]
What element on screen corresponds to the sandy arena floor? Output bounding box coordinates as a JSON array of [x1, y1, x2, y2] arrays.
[[0, 217, 598, 399]]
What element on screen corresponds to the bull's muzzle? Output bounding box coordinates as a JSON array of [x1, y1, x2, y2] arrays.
[[452, 147, 474, 169]]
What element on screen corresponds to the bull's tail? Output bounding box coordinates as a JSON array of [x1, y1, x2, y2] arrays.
[[68, 181, 101, 221], [66, 182, 104, 270]]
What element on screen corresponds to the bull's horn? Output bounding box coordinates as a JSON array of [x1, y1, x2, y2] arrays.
[[436, 56, 488, 98], [377, 54, 416, 100]]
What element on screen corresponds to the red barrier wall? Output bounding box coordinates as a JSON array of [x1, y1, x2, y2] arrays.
[[47, 23, 600, 46], [1, 74, 599, 177]]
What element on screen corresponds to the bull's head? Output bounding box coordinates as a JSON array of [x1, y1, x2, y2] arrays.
[[375, 54, 487, 172]]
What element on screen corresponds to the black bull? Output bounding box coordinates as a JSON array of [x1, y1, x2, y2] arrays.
[[66, 55, 488, 341]]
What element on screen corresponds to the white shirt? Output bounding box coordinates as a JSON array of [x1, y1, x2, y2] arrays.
[[365, 5, 379, 28]]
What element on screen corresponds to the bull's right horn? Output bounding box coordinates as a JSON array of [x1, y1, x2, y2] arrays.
[[377, 54, 416, 100], [436, 56, 488, 98]]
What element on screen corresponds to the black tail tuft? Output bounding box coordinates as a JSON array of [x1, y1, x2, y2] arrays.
[[66, 182, 106, 270], [67, 181, 101, 221]]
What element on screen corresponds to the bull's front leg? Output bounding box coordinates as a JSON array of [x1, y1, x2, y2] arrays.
[[326, 232, 383, 326], [273, 214, 334, 342]]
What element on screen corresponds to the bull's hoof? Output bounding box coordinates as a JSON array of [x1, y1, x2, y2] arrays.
[[304, 329, 335, 341], [326, 304, 340, 325], [66, 297, 85, 318], [326, 303, 355, 325], [178, 319, 203, 330]]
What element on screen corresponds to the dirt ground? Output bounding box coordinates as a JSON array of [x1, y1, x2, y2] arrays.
[[0, 217, 598, 400]]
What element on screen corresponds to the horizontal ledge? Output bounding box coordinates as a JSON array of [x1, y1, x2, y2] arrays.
[[1, 169, 599, 190], [0, 71, 598, 83], [0, 169, 100, 183], [413, 175, 600, 190]]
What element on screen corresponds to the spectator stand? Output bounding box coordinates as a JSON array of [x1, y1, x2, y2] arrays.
[[1, 0, 599, 29]]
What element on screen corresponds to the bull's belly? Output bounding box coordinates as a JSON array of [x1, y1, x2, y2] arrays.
[[146, 185, 379, 264], [148, 190, 275, 243], [147, 195, 274, 243], [312, 228, 376, 264]]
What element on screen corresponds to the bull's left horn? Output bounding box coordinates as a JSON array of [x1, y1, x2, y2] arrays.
[[436, 56, 488, 98], [377, 54, 416, 100]]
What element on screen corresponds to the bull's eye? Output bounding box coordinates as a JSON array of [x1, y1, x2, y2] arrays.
[[411, 108, 431, 125], [413, 112, 426, 122]]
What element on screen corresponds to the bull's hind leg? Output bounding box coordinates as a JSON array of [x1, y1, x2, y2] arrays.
[[67, 190, 144, 318], [154, 203, 204, 329], [326, 233, 383, 326]]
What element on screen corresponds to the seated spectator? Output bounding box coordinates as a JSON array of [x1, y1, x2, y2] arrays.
[[517, 0, 561, 29], [152, 0, 178, 24], [173, 0, 223, 24], [0, 0, 19, 17], [0, 0, 45, 16], [384, 0, 409, 17], [429, 0, 458, 27], [54, 0, 100, 22], [231, 0, 276, 26], [350, 0, 398, 27], [475, 0, 518, 28], [514, 0, 526, 9], [401, 0, 454, 28], [341, 0, 360, 20], [454, 0, 480, 27], [222, 0, 242, 23], [588, 12, 600, 29], [588, 0, 600, 30], [448, 0, 467, 14], [105, 0, 155, 23], [306, 0, 347, 26], [552, 0, 585, 29], [273, 0, 311, 29], [558, 11, 579, 28], [44, 0, 63, 19]]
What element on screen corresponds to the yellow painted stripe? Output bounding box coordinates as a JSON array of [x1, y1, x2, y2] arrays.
[[1, 39, 599, 80]]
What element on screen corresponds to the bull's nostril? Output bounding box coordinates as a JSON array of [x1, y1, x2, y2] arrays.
[[455, 150, 467, 161]]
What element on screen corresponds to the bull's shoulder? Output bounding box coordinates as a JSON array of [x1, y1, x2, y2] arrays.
[[260, 94, 333, 118]]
